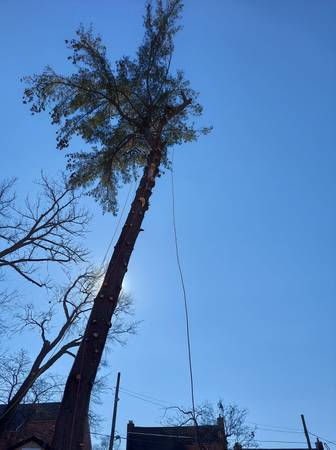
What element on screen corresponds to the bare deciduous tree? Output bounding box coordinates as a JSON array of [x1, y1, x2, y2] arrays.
[[0, 267, 138, 434], [0, 350, 63, 405], [165, 401, 257, 449], [0, 174, 89, 287]]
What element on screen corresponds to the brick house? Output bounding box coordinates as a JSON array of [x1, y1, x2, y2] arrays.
[[0, 402, 92, 450], [126, 417, 227, 450]]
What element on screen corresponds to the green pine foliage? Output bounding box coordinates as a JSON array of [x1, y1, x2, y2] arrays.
[[23, 0, 210, 214]]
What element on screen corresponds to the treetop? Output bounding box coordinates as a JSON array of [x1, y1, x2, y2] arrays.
[[23, 0, 210, 213]]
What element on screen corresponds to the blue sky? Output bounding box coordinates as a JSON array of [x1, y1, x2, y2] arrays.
[[1, 0, 335, 448]]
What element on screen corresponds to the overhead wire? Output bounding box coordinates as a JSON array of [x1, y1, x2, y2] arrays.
[[309, 432, 336, 447], [119, 386, 173, 406], [104, 384, 173, 408], [118, 387, 168, 408], [248, 422, 302, 433], [248, 422, 336, 448], [255, 440, 307, 444], [256, 427, 303, 435]]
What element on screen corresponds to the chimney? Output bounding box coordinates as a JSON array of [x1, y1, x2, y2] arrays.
[[217, 416, 224, 431], [127, 420, 135, 433], [217, 416, 228, 450]]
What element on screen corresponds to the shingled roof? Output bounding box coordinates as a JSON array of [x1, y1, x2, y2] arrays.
[[0, 402, 60, 432], [0, 403, 61, 450]]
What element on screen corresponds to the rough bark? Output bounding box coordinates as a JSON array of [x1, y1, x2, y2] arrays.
[[51, 140, 163, 450]]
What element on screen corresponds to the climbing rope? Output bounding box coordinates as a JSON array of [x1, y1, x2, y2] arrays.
[[170, 149, 196, 419]]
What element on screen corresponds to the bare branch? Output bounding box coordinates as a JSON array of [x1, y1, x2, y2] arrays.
[[0, 350, 31, 403], [0, 289, 15, 337], [0, 174, 90, 287], [163, 401, 258, 449]]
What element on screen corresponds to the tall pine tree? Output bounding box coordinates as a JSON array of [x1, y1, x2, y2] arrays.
[[24, 1, 210, 448]]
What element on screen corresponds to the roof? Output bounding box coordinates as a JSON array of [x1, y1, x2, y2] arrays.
[[0, 402, 92, 450], [7, 436, 48, 450], [0, 402, 60, 431]]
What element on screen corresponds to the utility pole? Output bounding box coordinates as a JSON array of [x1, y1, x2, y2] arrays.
[[109, 372, 121, 450], [301, 414, 312, 450]]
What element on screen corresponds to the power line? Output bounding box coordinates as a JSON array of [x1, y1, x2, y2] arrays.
[[257, 427, 304, 435], [118, 387, 167, 408], [248, 422, 302, 433], [99, 384, 175, 408], [309, 432, 336, 447], [91, 431, 112, 438], [129, 431, 193, 439], [119, 386, 173, 406], [255, 440, 307, 444], [249, 422, 336, 448]]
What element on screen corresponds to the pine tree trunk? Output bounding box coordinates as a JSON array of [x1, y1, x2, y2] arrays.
[[51, 140, 163, 450]]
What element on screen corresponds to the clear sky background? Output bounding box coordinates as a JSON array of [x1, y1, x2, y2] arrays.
[[0, 0, 335, 448]]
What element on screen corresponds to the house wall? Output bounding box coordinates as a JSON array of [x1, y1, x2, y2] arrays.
[[0, 418, 92, 450]]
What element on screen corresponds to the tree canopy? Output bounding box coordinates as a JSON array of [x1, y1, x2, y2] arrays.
[[23, 0, 210, 213]]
